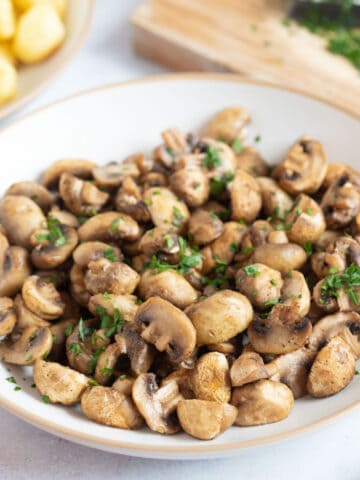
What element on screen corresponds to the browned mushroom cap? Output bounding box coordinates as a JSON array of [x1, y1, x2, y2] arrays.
[[161, 368, 194, 399], [0, 233, 30, 297], [138, 269, 199, 309], [22, 275, 65, 321], [0, 297, 16, 337], [70, 264, 90, 307], [231, 380, 294, 426], [248, 304, 312, 355], [5, 181, 54, 211], [89, 293, 138, 323], [132, 373, 182, 434], [59, 173, 109, 216], [307, 336, 355, 398], [273, 136, 327, 194], [192, 352, 231, 402], [34, 359, 90, 405], [0, 325, 53, 365], [203, 107, 250, 142], [311, 251, 345, 279], [73, 242, 123, 269], [321, 174, 360, 229], [92, 161, 140, 188], [138, 227, 179, 257], [230, 351, 269, 387], [143, 187, 190, 232], [257, 176, 293, 219], [78, 212, 140, 242], [251, 243, 307, 274], [13, 294, 49, 329], [177, 399, 237, 440], [115, 176, 151, 223], [115, 323, 155, 375], [307, 311, 360, 358], [41, 158, 97, 187], [48, 206, 80, 228], [235, 146, 269, 177], [31, 224, 78, 269], [135, 297, 196, 363], [169, 165, 210, 208], [312, 279, 339, 313], [230, 170, 262, 223], [193, 138, 236, 178], [285, 195, 326, 244], [0, 195, 46, 248], [84, 258, 140, 295], [235, 263, 283, 311], [94, 342, 122, 385], [81, 386, 144, 429], [281, 271, 311, 317], [186, 290, 253, 345], [49, 317, 77, 361], [188, 209, 223, 246]]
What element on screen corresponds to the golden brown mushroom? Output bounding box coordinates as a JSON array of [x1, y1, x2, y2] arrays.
[[202, 107, 250, 143], [230, 351, 269, 387], [84, 258, 140, 295], [0, 326, 53, 365], [192, 352, 231, 403], [0, 297, 16, 337], [41, 158, 96, 187]]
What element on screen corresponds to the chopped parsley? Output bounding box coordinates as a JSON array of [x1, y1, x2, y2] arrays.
[[306, 208, 314, 216], [321, 263, 360, 305], [102, 291, 111, 299], [242, 246, 255, 255], [14, 386, 21, 392], [270, 279, 278, 286], [77, 216, 88, 225], [274, 223, 291, 231], [172, 206, 185, 227], [202, 146, 222, 169], [36, 216, 67, 247], [210, 172, 235, 196], [165, 236, 175, 248], [95, 306, 125, 337], [303, 242, 313, 257], [193, 182, 201, 190], [64, 325, 73, 337], [144, 198, 152, 206], [254, 135, 262, 143], [110, 217, 120, 233], [89, 379, 99, 386], [100, 367, 115, 376], [6, 376, 16, 384], [42, 395, 50, 404], [243, 265, 260, 277], [118, 374, 127, 381], [104, 247, 117, 262], [69, 342, 82, 356], [230, 242, 239, 253], [166, 146, 175, 157], [78, 318, 93, 342], [88, 347, 106, 375], [264, 298, 281, 308], [231, 139, 243, 154]]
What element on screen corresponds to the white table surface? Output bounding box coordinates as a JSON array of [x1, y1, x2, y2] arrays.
[[1, 1, 360, 478]]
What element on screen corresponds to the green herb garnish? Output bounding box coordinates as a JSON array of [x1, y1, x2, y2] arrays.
[[243, 265, 260, 277], [321, 263, 360, 305], [202, 146, 222, 169], [36, 215, 66, 247], [210, 172, 235, 196], [6, 376, 16, 384], [104, 247, 116, 262], [172, 206, 185, 227], [303, 242, 313, 257], [42, 395, 50, 404], [231, 139, 243, 154], [69, 343, 82, 356], [88, 347, 106, 375]]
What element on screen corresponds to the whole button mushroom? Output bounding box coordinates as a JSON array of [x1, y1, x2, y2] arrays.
[[0, 325, 53, 365], [202, 106, 250, 143], [78, 212, 140, 243], [230, 170, 262, 223], [281, 271, 311, 317], [88, 293, 138, 323], [84, 258, 140, 295], [186, 290, 253, 345], [236, 147, 269, 178], [5, 181, 54, 211], [0, 297, 16, 337], [169, 165, 210, 208], [92, 161, 140, 188], [192, 352, 231, 403], [188, 209, 224, 246], [143, 187, 190, 232], [73, 241, 123, 268], [41, 158, 97, 188], [257, 177, 293, 219], [251, 242, 307, 274], [230, 352, 269, 387], [286, 195, 326, 244], [115, 177, 151, 223]]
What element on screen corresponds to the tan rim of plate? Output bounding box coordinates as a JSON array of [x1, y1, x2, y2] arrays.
[[0, 73, 359, 455], [0, 0, 95, 121]]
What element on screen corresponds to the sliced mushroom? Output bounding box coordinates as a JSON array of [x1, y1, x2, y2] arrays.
[[78, 212, 140, 242], [5, 181, 54, 211], [202, 107, 250, 143], [115, 323, 155, 375], [73, 241, 123, 268], [41, 158, 96, 187], [0, 326, 53, 365], [230, 351, 269, 387], [94, 342, 123, 385], [193, 138, 236, 178], [312, 279, 339, 313], [281, 270, 311, 317], [231, 380, 294, 426], [34, 359, 90, 405], [49, 317, 76, 362], [22, 275, 65, 320], [248, 304, 312, 355], [307, 336, 355, 398], [188, 209, 224, 246], [273, 136, 327, 194], [0, 233, 30, 297], [112, 375, 135, 396], [230, 170, 262, 223], [48, 206, 79, 228], [257, 176, 293, 219], [92, 161, 140, 188], [177, 399, 237, 440], [186, 290, 253, 345], [0, 297, 16, 337], [235, 147, 269, 177], [192, 352, 231, 403], [143, 187, 190, 232], [286, 195, 326, 244], [82, 386, 143, 429], [70, 264, 90, 307], [132, 373, 182, 434], [31, 224, 78, 269], [169, 165, 210, 208], [135, 297, 196, 363], [84, 258, 140, 295], [88, 293, 138, 323], [13, 294, 49, 329], [115, 176, 151, 223], [138, 227, 179, 257], [251, 243, 307, 274]]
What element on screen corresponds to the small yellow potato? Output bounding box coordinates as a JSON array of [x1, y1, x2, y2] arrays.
[[0, 56, 17, 104], [13, 4, 65, 64], [0, 0, 15, 41], [0, 43, 16, 65], [13, 0, 67, 19]]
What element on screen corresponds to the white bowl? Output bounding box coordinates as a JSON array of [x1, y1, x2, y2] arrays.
[[0, 0, 94, 120], [0, 74, 359, 460]]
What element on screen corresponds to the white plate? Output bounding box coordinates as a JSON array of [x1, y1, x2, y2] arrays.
[[0, 0, 94, 120], [0, 74, 359, 460]]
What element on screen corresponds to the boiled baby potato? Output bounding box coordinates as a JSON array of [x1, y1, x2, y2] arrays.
[[0, 0, 15, 41], [0, 56, 17, 104], [13, 4, 65, 64], [13, 0, 67, 18]]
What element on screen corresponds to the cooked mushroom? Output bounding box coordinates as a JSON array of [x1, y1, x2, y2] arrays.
[[235, 147, 269, 177], [84, 258, 140, 295], [312, 279, 339, 313], [286, 195, 326, 244], [135, 297, 196, 363], [88, 293, 138, 323], [73, 241, 123, 268], [143, 187, 190, 232], [81, 386, 143, 429], [138, 227, 179, 257], [132, 373, 182, 434], [41, 158, 96, 187], [13, 294, 49, 329], [115, 323, 155, 375], [0, 297, 16, 337], [231, 380, 294, 426], [70, 264, 90, 307], [94, 342, 122, 385], [281, 270, 311, 317], [230, 351, 269, 387], [202, 107, 250, 143], [230, 170, 262, 223], [92, 161, 140, 188], [0, 195, 45, 248], [0, 326, 53, 365], [0, 232, 30, 297], [112, 375, 135, 396], [49, 318, 76, 361], [177, 399, 237, 440], [251, 243, 307, 274], [273, 136, 327, 194], [307, 336, 355, 398], [194, 138, 236, 178], [186, 290, 253, 345], [248, 304, 312, 355], [169, 160, 210, 208], [22, 275, 65, 320], [188, 209, 223, 246], [5, 181, 54, 211], [257, 176, 293, 219], [192, 352, 231, 403], [31, 224, 78, 269], [161, 368, 194, 399], [78, 212, 140, 243], [34, 359, 90, 405], [115, 176, 151, 223]]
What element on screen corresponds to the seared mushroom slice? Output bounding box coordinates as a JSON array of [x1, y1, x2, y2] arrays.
[[272, 136, 327, 194], [194, 138, 236, 179], [115, 323, 155, 375], [286, 195, 326, 244], [0, 195, 45, 248], [257, 177, 293, 219], [48, 206, 80, 228], [31, 224, 78, 269], [186, 290, 253, 345], [82, 386, 143, 429], [5, 181, 54, 211], [307, 336, 355, 398], [143, 187, 190, 232], [49, 318, 77, 361], [135, 297, 196, 363], [34, 359, 90, 405], [0, 326, 53, 365], [138, 269, 199, 309], [192, 352, 231, 403], [73, 241, 123, 268], [230, 351, 269, 387], [94, 342, 123, 385], [248, 304, 312, 355], [92, 161, 140, 188], [84, 258, 140, 295], [59, 173, 109, 216], [202, 106, 250, 143], [177, 399, 237, 440], [138, 227, 179, 257], [113, 375, 135, 396], [230, 170, 262, 223], [115, 176, 151, 223], [281, 270, 311, 317], [235, 263, 283, 311], [22, 275, 65, 320], [0, 297, 16, 337], [188, 209, 223, 246], [13, 294, 49, 329], [169, 165, 210, 208], [132, 373, 182, 434], [70, 264, 90, 307], [251, 242, 307, 274], [236, 147, 269, 177], [0, 233, 30, 297], [78, 212, 140, 243], [231, 380, 294, 426], [88, 293, 138, 323], [41, 158, 96, 187]]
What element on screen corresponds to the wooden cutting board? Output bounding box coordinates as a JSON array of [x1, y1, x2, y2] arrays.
[[131, 0, 360, 118]]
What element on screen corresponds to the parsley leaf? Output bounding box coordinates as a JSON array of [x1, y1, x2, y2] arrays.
[[172, 206, 185, 227], [243, 265, 260, 277], [36, 215, 67, 247], [104, 247, 116, 262], [42, 395, 50, 404], [231, 139, 243, 154], [202, 146, 222, 169], [210, 172, 235, 196]]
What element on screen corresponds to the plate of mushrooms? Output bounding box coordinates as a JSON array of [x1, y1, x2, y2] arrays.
[[0, 74, 360, 459]]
